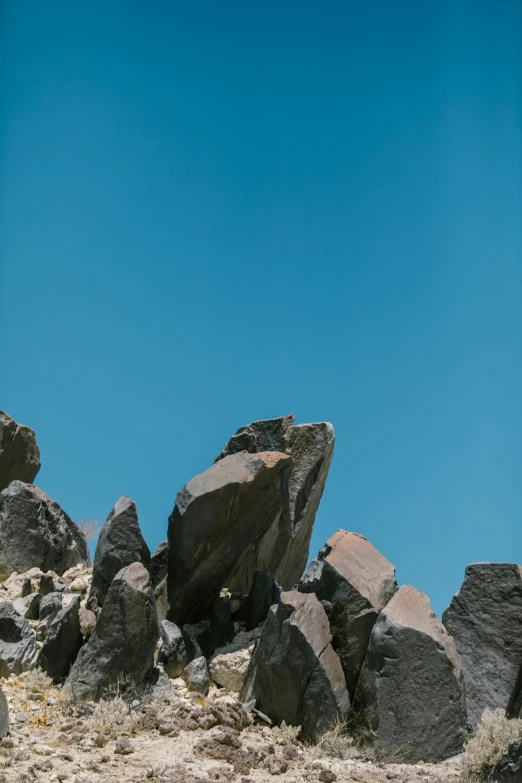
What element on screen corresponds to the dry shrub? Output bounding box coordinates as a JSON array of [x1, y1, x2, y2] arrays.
[[17, 669, 53, 694], [88, 697, 138, 737], [314, 720, 358, 760], [77, 517, 102, 543], [270, 721, 301, 745], [463, 708, 522, 779]]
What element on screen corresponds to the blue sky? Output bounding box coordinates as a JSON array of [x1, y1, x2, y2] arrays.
[[1, 1, 521, 616]]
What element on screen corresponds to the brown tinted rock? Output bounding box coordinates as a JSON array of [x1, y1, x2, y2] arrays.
[[0, 411, 41, 491], [241, 591, 350, 739], [167, 451, 293, 624], [354, 585, 466, 762], [299, 531, 397, 697]]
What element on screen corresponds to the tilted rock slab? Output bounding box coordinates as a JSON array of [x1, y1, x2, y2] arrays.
[[354, 585, 466, 763], [240, 591, 350, 740], [167, 451, 293, 625], [39, 595, 83, 681], [216, 416, 335, 590], [0, 482, 89, 580], [0, 410, 41, 492], [299, 530, 398, 698], [64, 562, 159, 701], [443, 563, 522, 726], [0, 602, 38, 677], [90, 496, 151, 607]]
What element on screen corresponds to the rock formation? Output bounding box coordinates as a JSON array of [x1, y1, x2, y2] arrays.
[[354, 585, 466, 762], [167, 451, 293, 624], [90, 496, 151, 607], [39, 595, 83, 681], [241, 591, 350, 739], [0, 482, 88, 580], [0, 410, 41, 491], [443, 563, 522, 726], [299, 530, 398, 697], [0, 602, 38, 676]]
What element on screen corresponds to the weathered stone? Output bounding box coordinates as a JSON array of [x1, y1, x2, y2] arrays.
[[487, 738, 522, 782], [90, 496, 151, 607], [0, 687, 8, 738], [154, 576, 168, 623], [0, 410, 40, 492], [12, 593, 41, 620], [158, 620, 191, 678], [210, 646, 252, 692], [21, 578, 32, 598], [150, 540, 169, 588], [39, 573, 56, 596], [36, 592, 63, 641], [354, 585, 466, 762], [443, 563, 522, 726], [0, 602, 38, 676], [39, 595, 83, 681], [64, 562, 159, 701], [183, 656, 210, 695], [0, 482, 88, 580], [167, 451, 293, 624], [241, 591, 350, 739], [239, 570, 281, 631], [216, 416, 335, 589], [299, 531, 398, 697]]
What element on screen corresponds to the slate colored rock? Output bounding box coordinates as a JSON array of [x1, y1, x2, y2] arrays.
[[39, 595, 83, 681], [150, 540, 169, 588], [216, 416, 335, 589], [0, 602, 38, 676], [167, 451, 293, 625], [487, 738, 522, 783], [299, 530, 398, 697], [12, 593, 41, 621], [240, 590, 350, 740], [64, 562, 159, 701], [183, 656, 210, 695], [0, 687, 8, 738], [0, 482, 88, 580], [443, 563, 522, 726], [354, 585, 466, 763], [158, 620, 191, 678], [21, 577, 32, 598], [239, 570, 282, 631], [90, 496, 151, 607], [0, 410, 41, 492], [39, 573, 56, 596]]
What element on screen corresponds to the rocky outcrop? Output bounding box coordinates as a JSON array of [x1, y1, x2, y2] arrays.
[[354, 585, 466, 763], [216, 416, 335, 590], [158, 619, 191, 678], [0, 482, 88, 580], [241, 591, 350, 739], [90, 496, 151, 607], [167, 451, 293, 625], [487, 738, 522, 782], [39, 595, 83, 681], [0, 410, 41, 492], [0, 602, 38, 676], [299, 531, 398, 697], [64, 562, 159, 700], [443, 563, 522, 726], [0, 688, 8, 738]]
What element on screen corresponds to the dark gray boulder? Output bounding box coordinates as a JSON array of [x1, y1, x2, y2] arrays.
[[64, 562, 159, 701], [354, 585, 466, 762], [21, 577, 32, 598], [216, 416, 335, 589], [12, 593, 41, 620], [0, 482, 88, 580], [443, 563, 522, 726], [36, 592, 63, 641], [158, 620, 192, 678], [298, 530, 398, 697], [0, 410, 40, 492], [182, 656, 209, 695], [150, 540, 169, 588], [487, 738, 522, 783], [39, 573, 56, 596], [240, 590, 350, 740], [90, 496, 151, 607], [39, 595, 83, 682], [167, 451, 293, 625], [0, 687, 8, 738], [0, 602, 38, 676]]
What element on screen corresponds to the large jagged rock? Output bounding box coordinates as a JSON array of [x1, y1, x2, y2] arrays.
[[167, 451, 293, 625], [0, 482, 89, 580], [0, 410, 41, 492], [443, 563, 522, 726], [354, 585, 466, 763], [240, 591, 350, 739], [64, 562, 159, 701], [299, 530, 398, 697], [90, 496, 151, 607], [216, 415, 335, 589], [0, 602, 38, 676], [0, 687, 8, 738], [39, 595, 83, 681]]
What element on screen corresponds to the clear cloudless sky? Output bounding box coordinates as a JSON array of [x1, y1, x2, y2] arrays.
[[1, 1, 521, 616]]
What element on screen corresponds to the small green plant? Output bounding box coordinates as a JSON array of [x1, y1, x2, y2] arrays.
[[463, 708, 522, 779]]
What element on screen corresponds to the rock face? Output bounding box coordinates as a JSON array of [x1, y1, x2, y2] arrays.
[[0, 410, 41, 492], [64, 562, 159, 701], [216, 416, 335, 590], [354, 585, 466, 763], [90, 496, 151, 607], [167, 451, 293, 625], [0, 482, 89, 580], [0, 687, 8, 738], [240, 591, 350, 740], [487, 738, 522, 783], [299, 531, 398, 697], [443, 563, 522, 726], [0, 602, 38, 676], [39, 595, 83, 681]]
